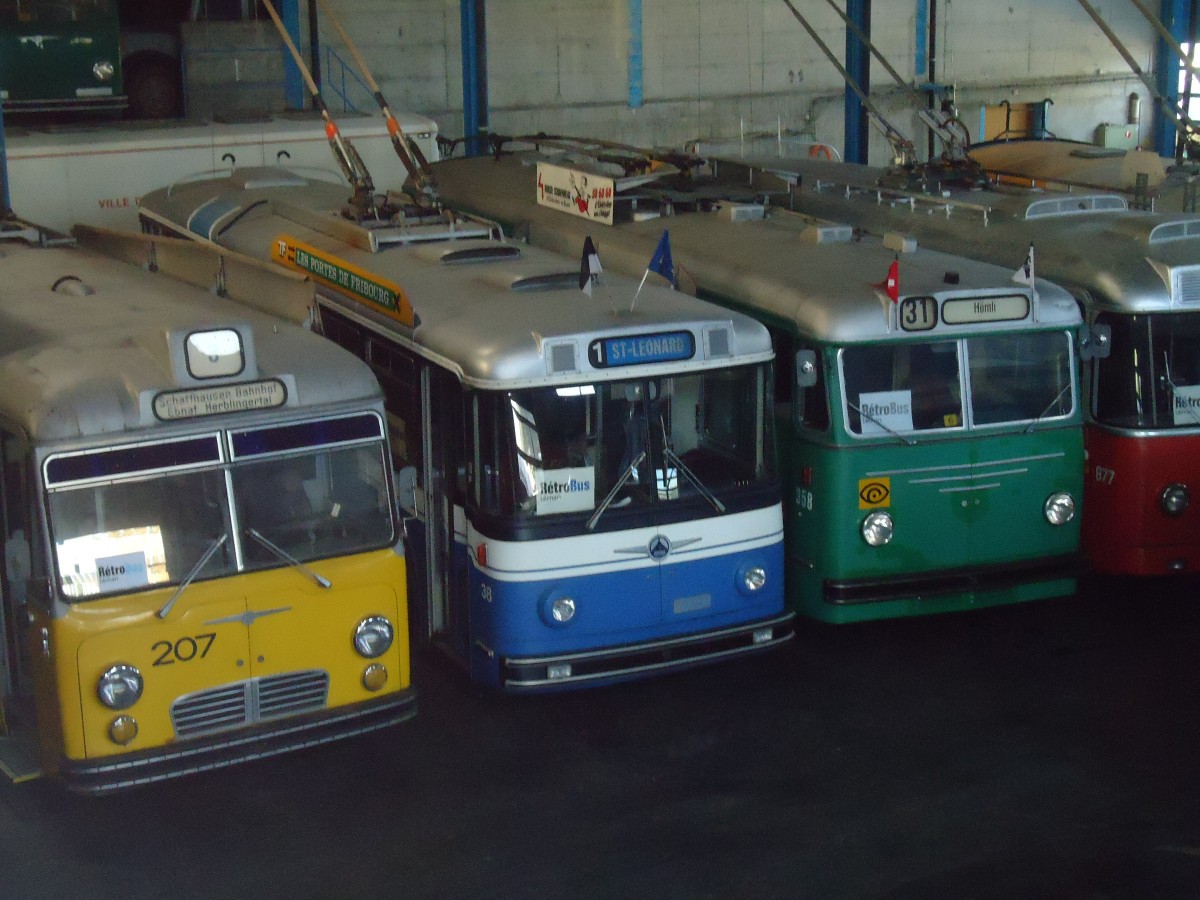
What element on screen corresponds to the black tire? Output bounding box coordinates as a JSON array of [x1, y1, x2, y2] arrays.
[[125, 59, 183, 119]]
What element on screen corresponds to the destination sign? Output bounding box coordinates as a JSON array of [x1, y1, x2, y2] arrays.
[[272, 235, 416, 327], [588, 331, 696, 368], [941, 294, 1030, 325], [153, 379, 287, 421], [536, 162, 616, 226]]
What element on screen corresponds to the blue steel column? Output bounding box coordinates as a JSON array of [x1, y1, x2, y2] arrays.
[[1156, 0, 1189, 156], [282, 0, 305, 110], [460, 0, 489, 156], [844, 0, 871, 163], [628, 0, 644, 109]]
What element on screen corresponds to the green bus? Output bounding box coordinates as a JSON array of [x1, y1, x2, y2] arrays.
[[431, 147, 1087, 622], [0, 0, 124, 115]]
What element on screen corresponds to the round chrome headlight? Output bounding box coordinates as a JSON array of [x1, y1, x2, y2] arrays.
[[108, 715, 139, 746], [353, 616, 394, 659], [1161, 483, 1190, 517], [92, 60, 115, 82], [1043, 492, 1076, 526], [97, 664, 143, 710], [550, 596, 576, 623], [861, 510, 894, 547], [741, 566, 767, 593]]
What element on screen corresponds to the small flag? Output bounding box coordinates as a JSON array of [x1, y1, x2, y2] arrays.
[[874, 256, 900, 303], [647, 230, 676, 287], [579, 236, 602, 296], [1013, 243, 1035, 286]]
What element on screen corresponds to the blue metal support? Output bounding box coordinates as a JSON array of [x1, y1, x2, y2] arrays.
[[628, 0, 644, 109], [914, 0, 929, 77], [1155, 0, 1189, 157], [844, 0, 871, 163], [460, 0, 489, 156], [282, 0, 305, 111]]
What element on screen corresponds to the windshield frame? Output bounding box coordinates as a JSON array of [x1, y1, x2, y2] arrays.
[[837, 329, 1077, 440], [473, 363, 777, 526], [44, 413, 394, 603]]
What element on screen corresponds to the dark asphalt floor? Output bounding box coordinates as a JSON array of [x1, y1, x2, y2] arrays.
[[2, 574, 1199, 900]]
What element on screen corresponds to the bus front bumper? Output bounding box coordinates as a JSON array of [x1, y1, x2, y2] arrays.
[[501, 612, 795, 691], [824, 553, 1086, 606], [59, 689, 416, 795]]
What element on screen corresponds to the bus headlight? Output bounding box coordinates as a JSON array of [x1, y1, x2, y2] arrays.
[[93, 61, 115, 82], [108, 715, 138, 746], [1161, 483, 1190, 516], [539, 592, 577, 627], [739, 565, 768, 594], [550, 597, 576, 623], [97, 664, 143, 710], [1044, 492, 1076, 525], [861, 511, 894, 546], [353, 616, 394, 659]]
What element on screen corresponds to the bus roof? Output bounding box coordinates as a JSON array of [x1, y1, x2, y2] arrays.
[[427, 152, 1081, 343], [738, 155, 1200, 316], [0, 241, 382, 443], [138, 169, 775, 389]]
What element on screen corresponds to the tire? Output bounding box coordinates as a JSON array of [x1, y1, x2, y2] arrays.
[[125, 59, 183, 119]]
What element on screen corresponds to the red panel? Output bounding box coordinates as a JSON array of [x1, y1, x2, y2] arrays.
[[1083, 427, 1200, 574]]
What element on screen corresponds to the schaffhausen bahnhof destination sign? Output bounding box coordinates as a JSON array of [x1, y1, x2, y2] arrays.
[[272, 235, 416, 327]]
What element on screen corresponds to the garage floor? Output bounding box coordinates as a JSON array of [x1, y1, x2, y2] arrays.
[[2, 574, 1199, 899]]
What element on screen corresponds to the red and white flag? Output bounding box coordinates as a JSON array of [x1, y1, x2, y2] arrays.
[[874, 256, 900, 303]]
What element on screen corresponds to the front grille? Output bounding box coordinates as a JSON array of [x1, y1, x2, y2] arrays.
[[171, 670, 329, 740]]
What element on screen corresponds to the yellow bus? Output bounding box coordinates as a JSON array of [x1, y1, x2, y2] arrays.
[[0, 222, 413, 793]]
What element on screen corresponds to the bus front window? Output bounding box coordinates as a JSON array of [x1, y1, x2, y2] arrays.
[[1094, 312, 1200, 429], [49, 469, 234, 601], [966, 331, 1075, 426], [841, 342, 963, 436], [233, 445, 392, 569], [485, 364, 775, 518]]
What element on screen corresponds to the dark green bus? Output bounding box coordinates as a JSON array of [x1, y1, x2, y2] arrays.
[[0, 0, 124, 114]]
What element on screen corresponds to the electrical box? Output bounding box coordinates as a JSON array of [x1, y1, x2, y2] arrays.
[[1095, 124, 1138, 150]]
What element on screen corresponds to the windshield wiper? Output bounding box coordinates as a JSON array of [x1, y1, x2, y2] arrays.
[[246, 528, 332, 589], [659, 419, 725, 513], [1024, 382, 1073, 433], [845, 399, 916, 446], [158, 533, 228, 619], [586, 451, 645, 532]]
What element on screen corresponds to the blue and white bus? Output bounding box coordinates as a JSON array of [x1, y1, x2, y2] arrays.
[[137, 169, 792, 691]]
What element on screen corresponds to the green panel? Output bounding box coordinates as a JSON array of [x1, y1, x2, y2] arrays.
[[779, 412, 1083, 624], [0, 5, 123, 110]]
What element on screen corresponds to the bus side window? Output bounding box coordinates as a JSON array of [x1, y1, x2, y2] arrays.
[[794, 344, 829, 432]]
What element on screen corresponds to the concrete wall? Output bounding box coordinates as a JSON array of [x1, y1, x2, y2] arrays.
[[317, 0, 1162, 164]]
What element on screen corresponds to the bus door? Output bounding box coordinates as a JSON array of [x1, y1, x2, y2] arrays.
[[422, 369, 471, 663], [0, 429, 34, 737]]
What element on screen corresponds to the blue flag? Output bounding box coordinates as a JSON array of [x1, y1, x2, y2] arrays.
[[647, 230, 676, 287]]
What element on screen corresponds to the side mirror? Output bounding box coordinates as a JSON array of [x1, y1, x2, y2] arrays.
[[795, 349, 818, 388], [1080, 323, 1111, 360]]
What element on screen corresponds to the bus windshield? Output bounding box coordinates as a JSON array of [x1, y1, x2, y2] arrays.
[[1093, 312, 1200, 429], [841, 331, 1074, 436], [48, 442, 392, 601], [479, 364, 775, 517]]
